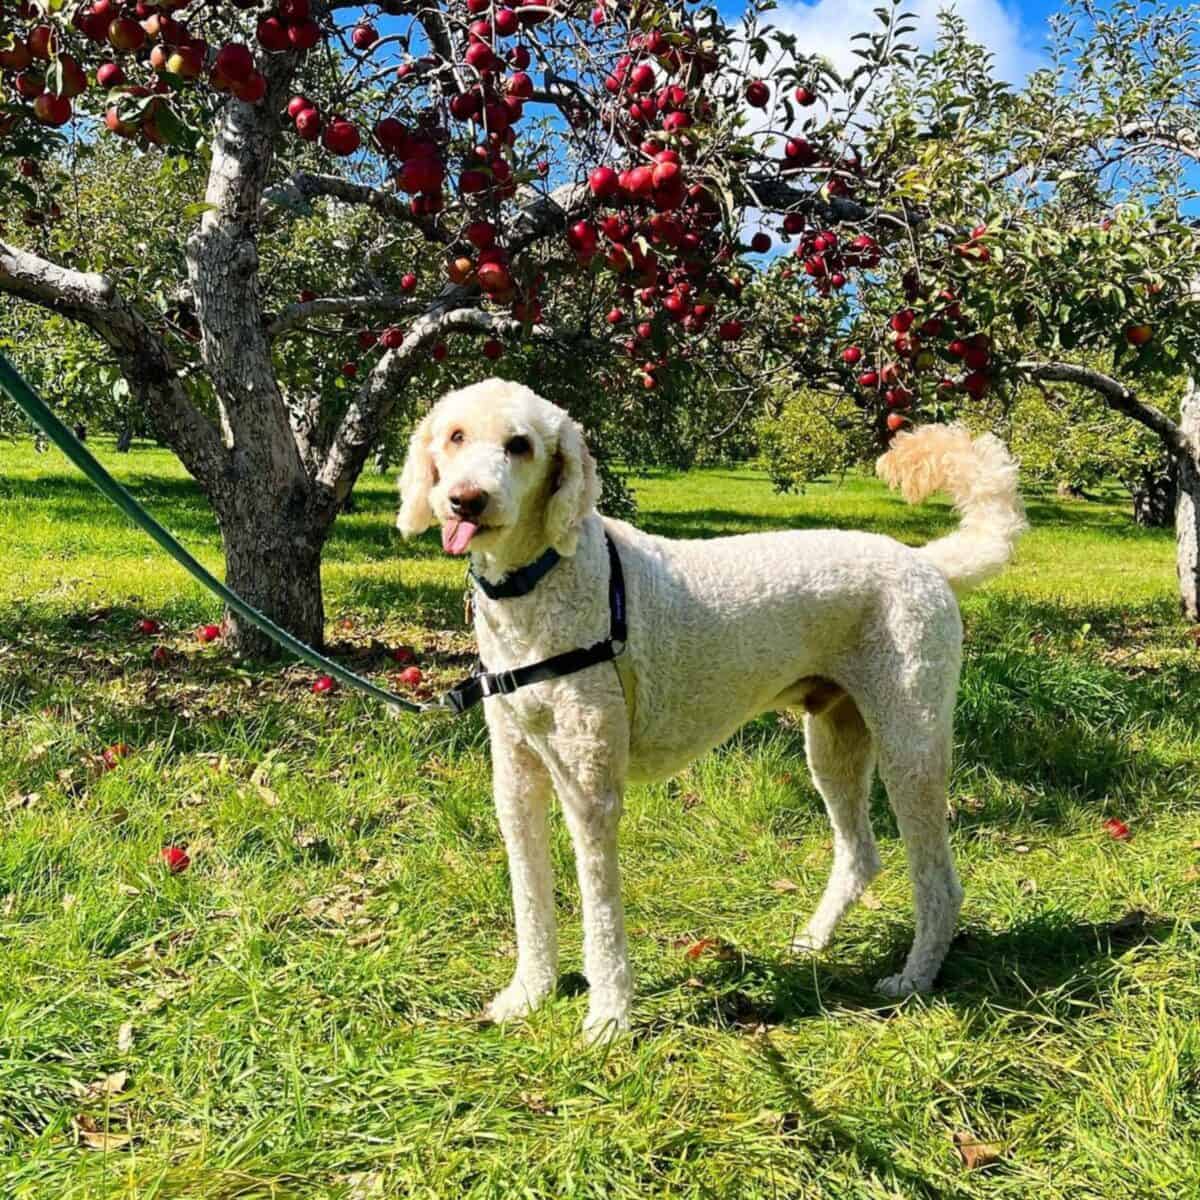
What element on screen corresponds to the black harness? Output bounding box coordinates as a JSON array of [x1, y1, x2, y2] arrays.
[[442, 534, 627, 714]]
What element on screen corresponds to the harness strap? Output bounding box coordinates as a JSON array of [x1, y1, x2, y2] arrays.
[[444, 533, 627, 714]]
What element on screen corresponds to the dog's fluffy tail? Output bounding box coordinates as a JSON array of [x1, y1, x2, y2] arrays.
[[876, 424, 1027, 597]]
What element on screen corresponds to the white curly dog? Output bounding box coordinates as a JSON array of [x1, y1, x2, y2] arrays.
[[398, 378, 1026, 1040]]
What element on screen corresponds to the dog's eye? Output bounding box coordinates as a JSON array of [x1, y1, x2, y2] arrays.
[[505, 435, 531, 456], [449, 429, 465, 445]]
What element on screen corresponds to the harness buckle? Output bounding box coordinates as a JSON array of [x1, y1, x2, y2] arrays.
[[481, 669, 520, 697]]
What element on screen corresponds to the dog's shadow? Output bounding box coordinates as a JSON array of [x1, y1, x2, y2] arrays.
[[634, 909, 1181, 1032]]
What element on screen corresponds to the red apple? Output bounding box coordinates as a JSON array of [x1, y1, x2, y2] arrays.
[[161, 845, 190, 873], [197, 623, 221, 643], [373, 116, 407, 155], [312, 674, 336, 694], [295, 108, 322, 139], [1125, 323, 1153, 346], [33, 93, 72, 126], [287, 20, 322, 51], [1103, 817, 1130, 840], [106, 15, 145, 50], [400, 272, 418, 292], [961, 370, 990, 399], [101, 742, 131, 769], [27, 24, 53, 59], [794, 86, 816, 105], [233, 71, 267, 104], [745, 79, 770, 108], [397, 666, 423, 686], [885, 412, 908, 432], [257, 17, 289, 51], [95, 60, 125, 87], [842, 346, 862, 365], [466, 220, 496, 249], [322, 118, 360, 156], [482, 338, 503, 360], [352, 23, 377, 49], [214, 42, 254, 84]]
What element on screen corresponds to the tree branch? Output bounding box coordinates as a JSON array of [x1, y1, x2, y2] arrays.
[[0, 238, 223, 480], [316, 293, 550, 501], [267, 294, 421, 338], [1016, 359, 1193, 459], [265, 172, 446, 243]]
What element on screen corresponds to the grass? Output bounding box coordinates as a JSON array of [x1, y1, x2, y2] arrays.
[[1, 436, 1199, 1199]]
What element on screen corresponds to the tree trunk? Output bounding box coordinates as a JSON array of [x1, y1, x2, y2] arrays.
[[1177, 378, 1200, 622], [1132, 462, 1175, 528], [212, 481, 330, 660]]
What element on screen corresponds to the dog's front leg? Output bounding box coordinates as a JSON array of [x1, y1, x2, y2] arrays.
[[484, 729, 559, 1025], [560, 784, 631, 1042]]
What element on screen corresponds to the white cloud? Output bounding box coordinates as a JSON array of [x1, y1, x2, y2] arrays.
[[772, 0, 1044, 89]]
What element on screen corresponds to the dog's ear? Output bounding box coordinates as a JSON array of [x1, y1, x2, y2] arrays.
[[396, 411, 438, 538], [544, 416, 600, 556]]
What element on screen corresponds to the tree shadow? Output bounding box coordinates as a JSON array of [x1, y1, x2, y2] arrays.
[[752, 1039, 974, 1199], [640, 910, 1180, 1035], [1, 473, 223, 543], [634, 505, 956, 543]]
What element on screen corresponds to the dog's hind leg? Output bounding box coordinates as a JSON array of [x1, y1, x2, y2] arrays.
[[790, 693, 881, 955], [874, 719, 962, 997]]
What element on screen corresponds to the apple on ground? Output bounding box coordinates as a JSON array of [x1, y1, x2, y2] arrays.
[[161, 845, 190, 873]]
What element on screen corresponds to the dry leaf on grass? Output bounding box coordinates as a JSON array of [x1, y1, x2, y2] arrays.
[[520, 1091, 555, 1114], [73, 1114, 132, 1152], [339, 1171, 386, 1199], [952, 1130, 1003, 1170], [859, 891, 882, 910], [770, 879, 799, 894], [74, 1070, 128, 1101], [117, 1022, 134, 1054]]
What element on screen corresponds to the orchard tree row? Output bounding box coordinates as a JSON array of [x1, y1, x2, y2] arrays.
[[2, 0, 1199, 650]]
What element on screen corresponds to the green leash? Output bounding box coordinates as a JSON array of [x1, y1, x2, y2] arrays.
[[0, 351, 435, 715]]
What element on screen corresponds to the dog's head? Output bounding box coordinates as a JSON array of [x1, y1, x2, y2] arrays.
[[396, 378, 599, 559]]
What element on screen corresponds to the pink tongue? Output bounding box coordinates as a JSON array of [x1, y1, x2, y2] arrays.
[[442, 518, 479, 556]]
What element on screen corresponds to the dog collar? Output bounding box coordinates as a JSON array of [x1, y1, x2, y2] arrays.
[[470, 545, 561, 600]]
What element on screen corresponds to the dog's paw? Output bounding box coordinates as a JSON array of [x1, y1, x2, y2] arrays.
[[582, 1005, 630, 1045], [484, 978, 552, 1025], [875, 971, 929, 999], [789, 929, 830, 956]]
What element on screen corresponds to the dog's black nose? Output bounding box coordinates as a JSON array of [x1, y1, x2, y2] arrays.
[[449, 486, 489, 519]]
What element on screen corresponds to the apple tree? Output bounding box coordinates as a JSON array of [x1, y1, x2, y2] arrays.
[[741, 0, 1200, 616], [5, 0, 1199, 652], [0, 0, 944, 655]]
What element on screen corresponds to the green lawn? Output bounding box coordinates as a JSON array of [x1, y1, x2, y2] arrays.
[[2, 437, 1199, 1199]]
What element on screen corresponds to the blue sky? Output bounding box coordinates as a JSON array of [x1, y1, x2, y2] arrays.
[[715, 0, 1054, 87]]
